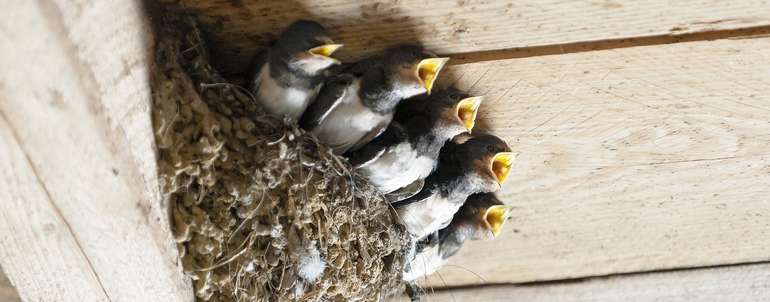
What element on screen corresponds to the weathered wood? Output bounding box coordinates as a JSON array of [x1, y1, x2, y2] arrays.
[[0, 1, 191, 301], [172, 0, 770, 72], [3, 0, 770, 299], [421, 36, 770, 287], [400, 263, 770, 301]]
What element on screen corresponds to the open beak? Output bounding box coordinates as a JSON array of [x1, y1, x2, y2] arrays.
[[415, 57, 449, 94], [309, 44, 344, 59], [455, 96, 483, 133], [490, 152, 516, 185], [483, 205, 511, 237]]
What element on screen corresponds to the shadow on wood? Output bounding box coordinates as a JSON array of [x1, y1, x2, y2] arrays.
[[171, 0, 421, 76]]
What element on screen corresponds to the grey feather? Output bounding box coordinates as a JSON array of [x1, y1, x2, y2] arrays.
[[385, 178, 425, 202], [347, 122, 407, 167]]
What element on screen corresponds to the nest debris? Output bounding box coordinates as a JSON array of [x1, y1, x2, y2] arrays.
[[151, 12, 409, 301]]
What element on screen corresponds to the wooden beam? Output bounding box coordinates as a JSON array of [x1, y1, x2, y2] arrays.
[[0, 1, 191, 301], [398, 263, 770, 301], [172, 0, 770, 72], [422, 36, 770, 287]]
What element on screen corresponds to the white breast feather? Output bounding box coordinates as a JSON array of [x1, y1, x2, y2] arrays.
[[255, 65, 317, 121], [311, 80, 391, 154], [396, 195, 463, 239], [359, 143, 435, 193], [402, 244, 445, 281]]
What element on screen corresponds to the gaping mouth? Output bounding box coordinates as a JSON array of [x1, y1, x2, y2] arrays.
[[483, 205, 511, 237], [490, 152, 516, 185], [415, 57, 450, 94], [455, 96, 483, 132], [308, 44, 344, 58]]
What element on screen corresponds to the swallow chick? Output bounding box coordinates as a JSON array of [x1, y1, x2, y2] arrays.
[[299, 45, 449, 154], [249, 20, 343, 122], [402, 193, 512, 282], [347, 88, 483, 199], [392, 134, 516, 239]]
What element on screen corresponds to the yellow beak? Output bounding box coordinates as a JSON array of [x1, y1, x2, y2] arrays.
[[491, 152, 517, 185], [416, 57, 450, 94], [455, 96, 483, 132], [483, 205, 512, 237], [309, 44, 344, 58]]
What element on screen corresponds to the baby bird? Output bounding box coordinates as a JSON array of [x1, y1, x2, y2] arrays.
[[300, 45, 449, 154], [403, 193, 512, 282], [249, 20, 343, 122], [392, 134, 515, 239], [348, 88, 483, 199]]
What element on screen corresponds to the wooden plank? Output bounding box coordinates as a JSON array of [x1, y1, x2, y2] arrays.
[[398, 263, 770, 301], [171, 0, 770, 72], [421, 37, 770, 287], [0, 269, 21, 302], [0, 1, 191, 301]]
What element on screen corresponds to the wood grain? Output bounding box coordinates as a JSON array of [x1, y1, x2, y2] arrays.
[[397, 263, 770, 301], [420, 37, 770, 287], [2, 0, 769, 299], [0, 1, 192, 301], [170, 0, 770, 73]]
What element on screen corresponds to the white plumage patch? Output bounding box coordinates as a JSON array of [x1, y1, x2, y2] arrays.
[[297, 243, 326, 282], [358, 142, 435, 193], [402, 244, 445, 281], [396, 195, 463, 240], [254, 65, 318, 121], [311, 80, 391, 154], [399, 172, 498, 238]]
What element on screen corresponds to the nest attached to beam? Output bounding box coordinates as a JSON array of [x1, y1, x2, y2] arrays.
[[151, 12, 409, 301]]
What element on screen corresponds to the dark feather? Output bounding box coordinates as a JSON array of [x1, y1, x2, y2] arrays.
[[391, 183, 433, 208], [343, 55, 384, 77], [346, 122, 407, 167], [385, 178, 425, 202], [415, 230, 439, 254], [298, 74, 354, 130], [348, 117, 390, 152]]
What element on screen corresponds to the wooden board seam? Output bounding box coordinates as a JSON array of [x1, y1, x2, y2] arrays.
[[0, 110, 113, 301], [430, 259, 770, 291], [448, 24, 770, 65]]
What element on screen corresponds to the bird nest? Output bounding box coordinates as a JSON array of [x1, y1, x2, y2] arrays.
[[152, 11, 409, 301]]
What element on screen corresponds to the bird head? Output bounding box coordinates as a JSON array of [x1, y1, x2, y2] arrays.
[[385, 45, 449, 99], [427, 88, 483, 137], [434, 193, 511, 261], [456, 193, 513, 240], [278, 20, 343, 75], [450, 133, 516, 191]]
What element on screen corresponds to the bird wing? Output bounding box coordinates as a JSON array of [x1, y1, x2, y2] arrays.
[[391, 184, 432, 208], [402, 242, 443, 282], [415, 230, 439, 254], [385, 178, 425, 202], [437, 224, 465, 259], [247, 47, 270, 92], [299, 74, 354, 130], [348, 116, 391, 153], [346, 122, 407, 168]]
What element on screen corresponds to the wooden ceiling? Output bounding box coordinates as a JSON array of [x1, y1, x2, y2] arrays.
[[2, 0, 770, 301]]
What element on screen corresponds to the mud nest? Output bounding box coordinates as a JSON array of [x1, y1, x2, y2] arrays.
[[152, 12, 410, 301]]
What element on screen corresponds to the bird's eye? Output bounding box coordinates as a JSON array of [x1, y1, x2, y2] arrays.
[[486, 145, 497, 153]]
